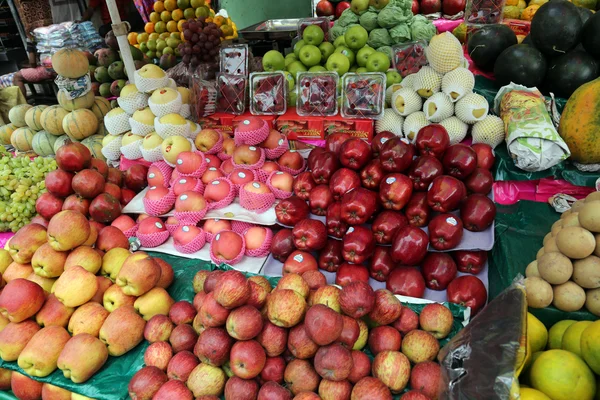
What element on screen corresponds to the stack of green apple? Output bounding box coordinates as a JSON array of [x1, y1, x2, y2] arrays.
[[262, 24, 403, 106], [139, 33, 182, 60]]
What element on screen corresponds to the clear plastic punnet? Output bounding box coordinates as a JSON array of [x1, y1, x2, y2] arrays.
[[189, 78, 217, 119], [464, 0, 506, 25], [392, 40, 429, 78], [340, 72, 387, 120], [296, 71, 338, 117], [249, 72, 288, 116], [216, 73, 247, 115], [220, 44, 249, 76]]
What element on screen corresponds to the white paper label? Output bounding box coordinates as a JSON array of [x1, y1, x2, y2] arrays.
[[155, 222, 163, 229], [446, 217, 458, 226], [183, 226, 190, 232], [278, 138, 284, 146], [179, 179, 187, 184], [177, 159, 183, 165], [252, 182, 260, 188], [380, 137, 389, 144], [347, 227, 355, 233], [238, 172, 246, 178], [212, 180, 220, 185], [294, 254, 304, 262], [243, 120, 250, 125], [276, 171, 283, 175], [428, 182, 433, 191], [149, 173, 155, 178], [206, 158, 211, 163], [180, 194, 188, 201], [150, 186, 157, 190], [386, 177, 396, 184], [249, 146, 257, 151], [215, 233, 220, 241], [209, 167, 217, 171]]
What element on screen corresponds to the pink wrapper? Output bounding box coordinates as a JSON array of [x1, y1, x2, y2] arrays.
[[206, 177, 237, 210], [143, 192, 176, 216], [227, 169, 258, 193], [210, 230, 246, 266], [264, 136, 289, 160], [231, 221, 255, 234], [217, 150, 232, 161], [244, 226, 273, 257], [266, 171, 293, 199], [170, 177, 205, 197], [174, 229, 207, 254], [255, 169, 270, 183], [230, 147, 266, 170], [148, 161, 173, 188], [239, 184, 276, 214], [138, 230, 170, 248], [204, 134, 224, 155], [176, 150, 208, 178], [234, 119, 269, 146], [123, 225, 139, 239], [165, 221, 180, 235], [174, 208, 208, 225], [278, 158, 307, 176], [205, 230, 216, 243]]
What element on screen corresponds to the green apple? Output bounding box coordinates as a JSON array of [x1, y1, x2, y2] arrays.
[[299, 44, 322, 67], [356, 47, 376, 67], [326, 53, 350, 76], [285, 56, 296, 68], [309, 66, 327, 72], [303, 25, 325, 46], [335, 46, 356, 67], [369, 0, 390, 8], [283, 72, 295, 91], [285, 53, 297, 60], [288, 90, 298, 107], [365, 51, 390, 72], [386, 70, 402, 87], [287, 61, 308, 80], [319, 42, 335, 62], [351, 0, 369, 14], [356, 67, 368, 73], [293, 40, 306, 58], [344, 25, 369, 51], [333, 36, 347, 48], [350, 65, 358, 72], [263, 50, 285, 71]]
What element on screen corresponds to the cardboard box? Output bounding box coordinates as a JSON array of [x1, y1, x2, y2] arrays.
[[197, 112, 235, 135], [275, 108, 325, 149], [323, 114, 374, 142]]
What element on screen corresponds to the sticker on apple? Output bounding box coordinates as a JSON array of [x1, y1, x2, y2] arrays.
[[183, 226, 190, 232], [179, 179, 187, 184], [347, 227, 355, 233], [278, 138, 284, 146], [249, 146, 257, 151], [446, 217, 458, 226], [212, 180, 220, 185], [149, 173, 156, 179], [380, 137, 389, 144], [177, 159, 183, 165], [252, 182, 260, 189], [238, 172, 246, 178], [386, 177, 396, 184], [215, 233, 220, 241], [155, 222, 163, 229], [180, 194, 188, 201], [294, 254, 304, 262]]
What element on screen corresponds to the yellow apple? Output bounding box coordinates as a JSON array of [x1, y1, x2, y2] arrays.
[[99, 305, 146, 356], [161, 135, 192, 165], [132, 107, 156, 126], [106, 107, 126, 118], [121, 132, 143, 147], [159, 113, 186, 125], [102, 134, 121, 147], [26, 273, 55, 294], [57, 333, 108, 383], [68, 302, 109, 337], [133, 287, 175, 321], [64, 245, 102, 274], [0, 320, 40, 361], [52, 266, 98, 308], [100, 247, 130, 281], [0, 250, 12, 274], [35, 294, 74, 328], [103, 284, 136, 312], [116, 252, 161, 296], [177, 87, 191, 104], [150, 87, 179, 105], [142, 132, 163, 150], [138, 64, 166, 79], [120, 84, 140, 99], [17, 325, 71, 377]]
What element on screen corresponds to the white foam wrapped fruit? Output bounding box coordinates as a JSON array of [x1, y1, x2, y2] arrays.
[[423, 93, 454, 123], [414, 67, 443, 98], [101, 133, 123, 161], [439, 116, 468, 145], [426, 32, 464, 74], [403, 112, 429, 142], [392, 88, 423, 117], [148, 87, 182, 118], [134, 64, 169, 93], [120, 131, 144, 160], [130, 107, 156, 136], [400, 74, 417, 90], [117, 84, 150, 115], [104, 107, 131, 135], [455, 93, 489, 124], [386, 84, 403, 107], [472, 115, 505, 149], [376, 109, 404, 137], [442, 67, 475, 102]]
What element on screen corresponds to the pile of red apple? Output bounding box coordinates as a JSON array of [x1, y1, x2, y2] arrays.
[[0, 208, 176, 398], [271, 125, 494, 315], [35, 141, 149, 227], [129, 268, 456, 400]]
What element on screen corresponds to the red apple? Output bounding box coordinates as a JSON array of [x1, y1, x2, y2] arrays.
[[340, 188, 377, 225], [415, 125, 450, 159], [283, 250, 318, 275], [427, 175, 467, 213], [124, 164, 149, 192], [148, 164, 169, 187], [340, 138, 372, 170], [360, 159, 385, 190], [169, 301, 196, 325], [335, 263, 369, 287], [260, 129, 284, 149], [370, 246, 396, 282], [387, 267, 426, 298], [287, 323, 319, 359], [278, 150, 304, 170], [201, 167, 225, 185], [339, 281, 375, 318], [446, 275, 487, 314], [453, 250, 487, 274], [348, 350, 371, 383], [292, 219, 327, 251], [226, 305, 263, 340], [205, 154, 221, 169], [326, 201, 349, 239], [420, 0, 442, 13], [194, 327, 233, 366], [309, 184, 334, 216], [410, 361, 442, 400], [30, 215, 48, 228], [56, 141, 92, 172], [371, 131, 396, 158], [391, 226, 429, 265], [372, 210, 408, 244], [428, 214, 464, 251], [121, 188, 136, 206], [257, 381, 292, 400], [305, 304, 344, 345], [325, 132, 351, 156], [203, 271, 225, 293], [302, 270, 327, 291], [153, 379, 193, 400], [379, 173, 413, 210], [173, 225, 203, 246], [379, 137, 414, 173], [275, 196, 309, 226], [169, 324, 198, 353], [318, 239, 344, 272], [293, 172, 317, 201], [465, 168, 494, 195], [329, 168, 361, 200], [257, 320, 288, 357], [45, 169, 74, 198], [368, 326, 402, 354], [400, 390, 431, 400], [176, 151, 205, 175], [260, 356, 286, 383], [211, 231, 244, 261], [311, 151, 340, 184], [460, 194, 496, 232], [175, 191, 207, 212], [204, 179, 232, 203], [284, 359, 320, 395], [471, 143, 495, 169], [220, 158, 234, 174], [224, 376, 259, 400], [338, 315, 360, 348], [111, 214, 136, 233], [335, 1, 351, 18], [145, 341, 173, 371], [420, 303, 454, 339], [108, 167, 123, 186], [230, 168, 255, 186], [442, 144, 477, 180], [422, 252, 458, 290], [145, 314, 174, 343], [213, 270, 250, 309], [412, 0, 419, 14], [167, 350, 199, 381], [230, 340, 266, 379], [198, 291, 230, 327], [234, 145, 262, 166], [96, 225, 129, 251], [314, 344, 353, 381], [203, 219, 232, 237], [319, 379, 352, 400], [392, 307, 419, 335], [351, 377, 392, 400], [368, 289, 402, 325], [128, 366, 168, 400], [409, 156, 444, 191], [262, 161, 280, 174], [342, 226, 375, 264], [36, 192, 63, 220], [308, 147, 327, 171], [244, 226, 268, 251], [316, 0, 335, 16], [270, 229, 296, 262]]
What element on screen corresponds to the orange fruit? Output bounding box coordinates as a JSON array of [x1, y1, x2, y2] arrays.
[[164, 0, 177, 11], [171, 9, 183, 21], [127, 32, 138, 45], [155, 21, 166, 33], [149, 11, 160, 23], [154, 1, 165, 12], [144, 22, 154, 33], [166, 21, 178, 32], [177, 20, 186, 32], [220, 25, 232, 36], [214, 15, 225, 27], [183, 7, 195, 19], [160, 10, 172, 22]]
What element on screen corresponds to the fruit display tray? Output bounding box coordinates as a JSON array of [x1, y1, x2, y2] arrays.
[[141, 237, 267, 274], [123, 188, 278, 226]]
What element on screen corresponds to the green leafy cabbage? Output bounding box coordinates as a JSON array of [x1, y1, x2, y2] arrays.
[[377, 0, 413, 28], [368, 28, 393, 48], [390, 23, 411, 44], [377, 46, 394, 61], [338, 8, 360, 27], [359, 11, 380, 31], [410, 15, 437, 42], [329, 24, 345, 41]]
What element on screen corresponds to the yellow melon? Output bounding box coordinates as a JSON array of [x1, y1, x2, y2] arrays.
[[40, 106, 70, 136], [62, 109, 98, 140], [82, 134, 106, 161], [0, 124, 16, 145], [51, 49, 89, 79], [10, 127, 35, 152], [57, 90, 95, 111], [90, 97, 111, 122], [8, 104, 33, 128], [24, 105, 48, 131]]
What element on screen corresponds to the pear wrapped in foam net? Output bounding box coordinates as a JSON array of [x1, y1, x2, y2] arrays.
[[392, 88, 422, 117], [423, 93, 454, 123], [376, 109, 404, 137], [439, 116, 468, 145], [403, 111, 429, 142], [414, 67, 443, 98], [455, 93, 489, 124], [472, 115, 505, 148], [442, 67, 475, 102], [425, 32, 464, 74]]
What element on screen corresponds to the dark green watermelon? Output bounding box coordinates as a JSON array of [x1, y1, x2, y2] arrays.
[[545, 50, 599, 98], [467, 25, 518, 71], [494, 44, 547, 87], [582, 11, 600, 59], [577, 6, 593, 24], [522, 35, 533, 46], [531, 1, 583, 56]]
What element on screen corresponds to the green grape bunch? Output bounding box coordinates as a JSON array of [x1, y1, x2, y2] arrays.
[[0, 155, 57, 232]]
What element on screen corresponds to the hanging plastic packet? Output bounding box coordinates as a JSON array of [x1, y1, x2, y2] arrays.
[[341, 72, 387, 120], [55, 72, 92, 100], [296, 71, 338, 117], [220, 44, 249, 76], [249, 72, 287, 116], [216, 73, 247, 115], [189, 78, 217, 120]]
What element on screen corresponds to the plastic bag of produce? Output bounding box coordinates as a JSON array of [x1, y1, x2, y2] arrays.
[[438, 279, 528, 400], [338, 8, 359, 27], [368, 28, 393, 48], [410, 15, 437, 42], [359, 11, 380, 31], [390, 23, 411, 44], [378, 0, 413, 28], [494, 83, 571, 172]]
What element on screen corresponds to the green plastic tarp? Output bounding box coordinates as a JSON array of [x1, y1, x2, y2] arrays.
[[489, 201, 597, 328]]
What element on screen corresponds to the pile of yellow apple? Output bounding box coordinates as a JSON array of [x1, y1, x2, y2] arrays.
[[101, 64, 196, 164], [0, 210, 175, 398]]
